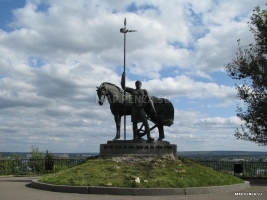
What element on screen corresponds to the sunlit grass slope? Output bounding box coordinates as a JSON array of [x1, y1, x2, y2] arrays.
[[39, 157, 244, 188]]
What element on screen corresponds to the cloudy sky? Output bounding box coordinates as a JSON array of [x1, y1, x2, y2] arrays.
[[0, 0, 266, 153]]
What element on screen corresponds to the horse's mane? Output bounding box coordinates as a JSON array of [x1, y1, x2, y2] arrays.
[[102, 82, 124, 94]]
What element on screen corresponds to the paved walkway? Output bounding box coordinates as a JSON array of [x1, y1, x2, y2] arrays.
[[0, 176, 266, 200]]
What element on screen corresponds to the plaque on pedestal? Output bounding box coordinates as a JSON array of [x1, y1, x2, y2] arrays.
[[100, 140, 177, 157]]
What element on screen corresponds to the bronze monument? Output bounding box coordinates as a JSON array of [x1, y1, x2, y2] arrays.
[[96, 80, 174, 142], [96, 18, 176, 156]]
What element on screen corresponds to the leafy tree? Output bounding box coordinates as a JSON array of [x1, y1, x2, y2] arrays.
[[11, 153, 21, 160], [44, 150, 55, 160], [29, 146, 44, 172], [226, 6, 267, 146], [30, 145, 43, 159]]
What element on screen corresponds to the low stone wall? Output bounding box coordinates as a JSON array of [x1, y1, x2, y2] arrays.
[[31, 179, 250, 195]]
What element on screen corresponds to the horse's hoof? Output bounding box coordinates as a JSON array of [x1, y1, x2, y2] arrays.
[[147, 137, 154, 142], [157, 138, 164, 141]]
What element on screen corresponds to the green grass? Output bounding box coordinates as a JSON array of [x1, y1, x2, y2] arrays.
[[38, 157, 244, 188]]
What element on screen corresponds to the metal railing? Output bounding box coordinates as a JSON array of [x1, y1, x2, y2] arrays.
[[197, 161, 267, 178], [1, 158, 266, 178], [0, 159, 86, 175]]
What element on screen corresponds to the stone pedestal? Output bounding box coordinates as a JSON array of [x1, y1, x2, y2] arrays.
[[99, 139, 177, 157]]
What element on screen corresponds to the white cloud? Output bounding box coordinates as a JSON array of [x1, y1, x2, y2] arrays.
[[144, 75, 236, 101]]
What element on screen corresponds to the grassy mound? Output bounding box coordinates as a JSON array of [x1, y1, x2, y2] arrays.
[[38, 157, 244, 188]]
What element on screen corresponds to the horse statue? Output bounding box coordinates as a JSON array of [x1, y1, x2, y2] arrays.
[[96, 82, 174, 141]]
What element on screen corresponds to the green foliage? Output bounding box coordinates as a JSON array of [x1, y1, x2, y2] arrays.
[[226, 6, 267, 146], [30, 146, 44, 159], [0, 154, 24, 175], [0, 159, 21, 175], [39, 158, 243, 188], [44, 150, 55, 160], [11, 153, 22, 160], [0, 158, 85, 176], [29, 146, 44, 172], [0, 146, 84, 175]]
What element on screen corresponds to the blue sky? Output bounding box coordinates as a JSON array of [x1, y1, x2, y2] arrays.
[[0, 0, 266, 153]]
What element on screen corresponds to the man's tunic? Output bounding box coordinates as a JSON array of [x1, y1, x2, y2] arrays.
[[125, 87, 148, 122]]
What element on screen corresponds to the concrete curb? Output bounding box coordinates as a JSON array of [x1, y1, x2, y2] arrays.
[[31, 179, 250, 196]]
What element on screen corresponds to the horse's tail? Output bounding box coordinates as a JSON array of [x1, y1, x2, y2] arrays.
[[160, 98, 174, 126], [148, 96, 174, 127]]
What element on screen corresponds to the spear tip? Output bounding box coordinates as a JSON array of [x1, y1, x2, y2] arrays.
[[124, 17, 126, 25]]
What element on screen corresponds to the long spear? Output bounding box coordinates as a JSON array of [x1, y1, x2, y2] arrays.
[[120, 18, 137, 140]]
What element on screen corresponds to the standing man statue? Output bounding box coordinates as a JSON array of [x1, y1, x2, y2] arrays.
[[121, 72, 156, 141]]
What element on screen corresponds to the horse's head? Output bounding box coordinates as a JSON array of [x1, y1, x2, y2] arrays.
[[96, 84, 107, 105]]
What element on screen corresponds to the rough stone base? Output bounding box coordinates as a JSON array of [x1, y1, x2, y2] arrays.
[[99, 139, 177, 157]]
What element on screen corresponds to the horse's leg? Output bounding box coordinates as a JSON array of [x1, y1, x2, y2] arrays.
[[157, 125, 164, 141], [132, 122, 138, 139], [113, 113, 121, 140]]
